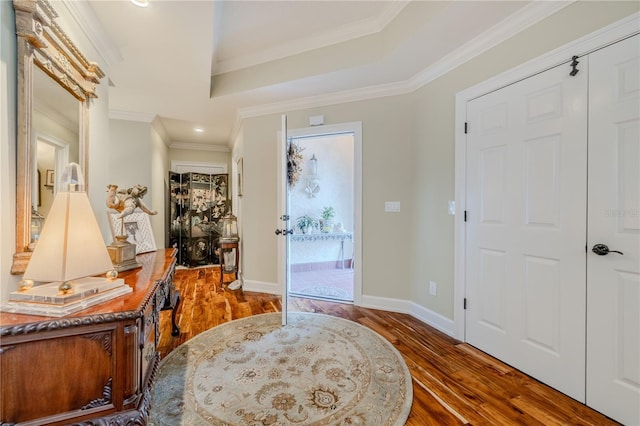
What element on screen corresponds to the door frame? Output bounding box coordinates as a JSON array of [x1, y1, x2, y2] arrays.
[[453, 14, 640, 340], [277, 121, 363, 306]]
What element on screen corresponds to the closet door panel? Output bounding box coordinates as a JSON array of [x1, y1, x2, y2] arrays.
[[586, 34, 639, 426], [465, 61, 588, 401]]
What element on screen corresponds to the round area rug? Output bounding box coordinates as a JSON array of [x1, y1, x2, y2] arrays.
[[149, 312, 413, 425]]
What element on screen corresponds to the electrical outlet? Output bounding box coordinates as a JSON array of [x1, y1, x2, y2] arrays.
[[429, 281, 437, 296]]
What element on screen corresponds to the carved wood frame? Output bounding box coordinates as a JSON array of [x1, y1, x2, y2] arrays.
[[12, 0, 105, 274]]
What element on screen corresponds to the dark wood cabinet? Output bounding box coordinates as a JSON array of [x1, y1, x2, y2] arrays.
[[168, 172, 230, 267], [0, 249, 178, 425]]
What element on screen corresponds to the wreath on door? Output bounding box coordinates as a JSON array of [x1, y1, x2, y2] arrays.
[[287, 141, 305, 190]]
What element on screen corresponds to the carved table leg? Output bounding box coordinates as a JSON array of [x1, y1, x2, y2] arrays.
[[170, 291, 181, 336]]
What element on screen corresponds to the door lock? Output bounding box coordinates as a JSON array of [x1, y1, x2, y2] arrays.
[[592, 243, 623, 256]]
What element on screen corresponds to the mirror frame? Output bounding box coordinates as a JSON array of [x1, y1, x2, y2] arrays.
[[11, 0, 104, 274]]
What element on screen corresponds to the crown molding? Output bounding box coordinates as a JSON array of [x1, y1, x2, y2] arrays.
[[109, 110, 156, 123], [233, 0, 574, 141], [169, 142, 230, 153], [61, 0, 122, 69], [408, 0, 575, 91], [214, 1, 409, 75]]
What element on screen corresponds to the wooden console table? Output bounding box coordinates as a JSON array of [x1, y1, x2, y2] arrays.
[[0, 248, 179, 426]]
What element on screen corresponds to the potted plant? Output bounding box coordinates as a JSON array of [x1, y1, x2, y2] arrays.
[[296, 215, 318, 234], [320, 206, 335, 233]]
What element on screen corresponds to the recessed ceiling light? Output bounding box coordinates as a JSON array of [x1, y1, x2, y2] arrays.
[[131, 0, 149, 8], [194, 128, 204, 133]]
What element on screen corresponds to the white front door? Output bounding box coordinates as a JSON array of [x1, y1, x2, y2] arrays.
[[586, 34, 640, 426], [465, 61, 588, 401], [277, 114, 290, 326]]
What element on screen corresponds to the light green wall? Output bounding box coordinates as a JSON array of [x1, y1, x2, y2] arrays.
[[241, 95, 415, 299], [1, 0, 637, 308], [1, 0, 116, 299], [0, 0, 19, 298], [151, 126, 169, 248], [239, 1, 639, 318], [108, 119, 168, 248], [409, 0, 640, 319]]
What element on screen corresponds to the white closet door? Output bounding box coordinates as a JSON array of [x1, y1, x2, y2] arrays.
[[465, 62, 588, 401], [586, 34, 640, 426]]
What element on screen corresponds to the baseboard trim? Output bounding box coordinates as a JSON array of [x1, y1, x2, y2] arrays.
[[242, 280, 279, 294], [245, 280, 456, 338], [360, 295, 455, 337]]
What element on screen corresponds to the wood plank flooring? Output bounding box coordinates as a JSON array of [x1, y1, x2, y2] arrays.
[[157, 267, 619, 425]]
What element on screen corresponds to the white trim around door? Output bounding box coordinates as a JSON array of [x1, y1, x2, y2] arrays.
[[277, 121, 363, 306], [170, 160, 228, 174], [454, 13, 640, 341]]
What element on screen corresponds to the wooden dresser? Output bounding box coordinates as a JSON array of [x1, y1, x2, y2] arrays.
[[0, 249, 179, 425]]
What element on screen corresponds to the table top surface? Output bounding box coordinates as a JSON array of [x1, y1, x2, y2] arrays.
[[290, 232, 353, 242], [1, 249, 176, 331]]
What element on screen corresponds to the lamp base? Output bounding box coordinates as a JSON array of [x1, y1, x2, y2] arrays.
[[107, 235, 141, 272], [2, 277, 132, 317], [9, 277, 126, 305]]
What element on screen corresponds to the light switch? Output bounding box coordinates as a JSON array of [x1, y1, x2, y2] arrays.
[[385, 201, 400, 212], [448, 200, 456, 215]]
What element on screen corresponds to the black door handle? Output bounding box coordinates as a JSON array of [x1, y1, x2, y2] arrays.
[[274, 229, 293, 236], [592, 243, 623, 256]]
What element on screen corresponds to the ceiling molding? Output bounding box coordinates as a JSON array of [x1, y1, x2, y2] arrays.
[[109, 110, 157, 123], [169, 142, 230, 153], [61, 0, 122, 70], [238, 79, 413, 121], [233, 0, 574, 140], [213, 1, 409, 75], [409, 0, 576, 91]]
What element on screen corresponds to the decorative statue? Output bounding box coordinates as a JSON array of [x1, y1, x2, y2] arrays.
[[106, 184, 157, 218]]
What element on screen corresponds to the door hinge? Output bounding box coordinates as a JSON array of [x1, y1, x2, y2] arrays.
[[464, 122, 468, 134], [464, 210, 468, 222], [570, 55, 579, 76], [464, 298, 467, 310]]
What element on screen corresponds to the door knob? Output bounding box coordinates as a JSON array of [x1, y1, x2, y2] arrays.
[[275, 229, 282, 235], [274, 229, 293, 236], [592, 243, 623, 256]]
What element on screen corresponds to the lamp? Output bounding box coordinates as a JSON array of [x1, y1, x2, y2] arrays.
[[309, 154, 318, 176], [220, 212, 239, 242], [10, 163, 128, 310]]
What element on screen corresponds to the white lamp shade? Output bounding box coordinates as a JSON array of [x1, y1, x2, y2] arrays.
[[24, 191, 113, 282]]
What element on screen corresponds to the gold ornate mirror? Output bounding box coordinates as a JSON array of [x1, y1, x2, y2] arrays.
[[11, 0, 104, 274]]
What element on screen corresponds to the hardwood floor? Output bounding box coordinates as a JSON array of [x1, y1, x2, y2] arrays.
[[157, 267, 619, 425]]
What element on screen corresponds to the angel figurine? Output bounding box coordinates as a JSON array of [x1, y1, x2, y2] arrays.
[[106, 184, 157, 218]]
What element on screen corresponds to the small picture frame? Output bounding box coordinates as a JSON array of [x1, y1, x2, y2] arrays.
[[108, 209, 157, 254], [237, 157, 244, 197], [45, 169, 54, 187]]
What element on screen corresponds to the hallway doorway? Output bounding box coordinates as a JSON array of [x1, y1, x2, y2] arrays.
[[288, 131, 355, 303]]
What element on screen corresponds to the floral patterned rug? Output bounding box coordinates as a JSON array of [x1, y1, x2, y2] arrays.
[[149, 312, 413, 425]]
